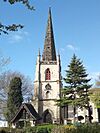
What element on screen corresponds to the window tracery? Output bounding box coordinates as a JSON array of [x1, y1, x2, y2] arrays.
[[45, 84, 51, 90]]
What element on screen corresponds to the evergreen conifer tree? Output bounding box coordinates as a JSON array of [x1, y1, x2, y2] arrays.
[[6, 77, 23, 122], [59, 54, 92, 122]]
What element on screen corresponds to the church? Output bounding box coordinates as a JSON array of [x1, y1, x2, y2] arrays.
[[32, 8, 100, 124], [33, 8, 62, 124], [10, 9, 100, 128]]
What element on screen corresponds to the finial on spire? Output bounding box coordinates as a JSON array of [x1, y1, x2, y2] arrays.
[[49, 7, 51, 14], [49, 7, 51, 10], [38, 48, 40, 56]]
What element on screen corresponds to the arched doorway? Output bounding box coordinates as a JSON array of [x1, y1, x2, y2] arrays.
[[43, 109, 53, 123]]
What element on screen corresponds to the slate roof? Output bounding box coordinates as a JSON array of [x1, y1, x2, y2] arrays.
[[25, 103, 41, 120], [11, 103, 41, 123]]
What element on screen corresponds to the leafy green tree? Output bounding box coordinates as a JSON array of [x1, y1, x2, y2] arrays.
[[90, 76, 100, 108], [59, 54, 91, 122], [95, 75, 100, 88], [90, 89, 100, 108], [6, 77, 23, 122], [0, 0, 34, 35], [4, 0, 34, 10]]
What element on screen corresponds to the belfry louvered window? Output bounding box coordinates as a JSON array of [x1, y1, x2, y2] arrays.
[[45, 68, 51, 80]]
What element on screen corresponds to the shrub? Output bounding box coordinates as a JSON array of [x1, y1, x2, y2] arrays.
[[1, 123, 100, 133], [36, 124, 54, 133], [51, 125, 76, 133], [24, 126, 37, 133], [51, 123, 100, 133], [0, 128, 24, 133], [77, 123, 100, 133], [22, 124, 55, 133], [36, 126, 48, 133], [0, 129, 7, 133]]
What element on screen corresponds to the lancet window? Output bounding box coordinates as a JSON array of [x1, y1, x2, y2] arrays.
[[45, 68, 51, 80]]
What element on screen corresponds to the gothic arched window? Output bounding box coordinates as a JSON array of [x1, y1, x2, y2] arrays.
[[45, 68, 51, 80]]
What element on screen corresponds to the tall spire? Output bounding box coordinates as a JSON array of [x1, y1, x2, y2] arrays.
[[42, 8, 56, 61]]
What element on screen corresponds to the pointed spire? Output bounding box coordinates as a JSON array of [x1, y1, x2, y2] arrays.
[[42, 8, 56, 61]]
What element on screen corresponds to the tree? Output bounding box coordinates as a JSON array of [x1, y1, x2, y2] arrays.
[[4, 0, 34, 10], [6, 77, 23, 122], [0, 54, 10, 73], [0, 71, 33, 99], [90, 76, 100, 108], [0, 71, 33, 118], [0, 0, 34, 35], [58, 54, 91, 122], [90, 89, 100, 108], [0, 53, 10, 118], [95, 75, 100, 87]]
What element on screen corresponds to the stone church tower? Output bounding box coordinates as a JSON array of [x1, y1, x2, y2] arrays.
[[33, 8, 62, 124]]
